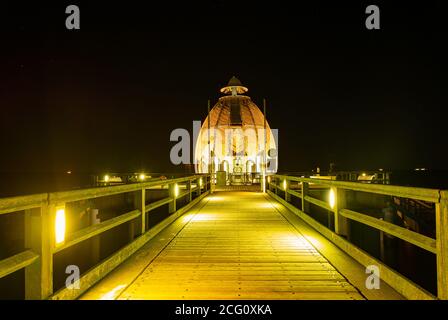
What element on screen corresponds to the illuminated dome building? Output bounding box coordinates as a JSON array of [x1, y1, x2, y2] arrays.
[[194, 76, 278, 184]]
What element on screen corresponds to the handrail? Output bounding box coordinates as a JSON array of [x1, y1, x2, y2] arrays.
[[0, 193, 47, 215], [0, 173, 211, 300], [274, 174, 440, 202], [268, 174, 448, 300]]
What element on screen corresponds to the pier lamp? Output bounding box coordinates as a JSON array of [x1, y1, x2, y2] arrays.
[[283, 179, 287, 191], [139, 174, 146, 181], [104, 175, 110, 183], [329, 188, 336, 209], [174, 183, 179, 198], [55, 205, 66, 246]]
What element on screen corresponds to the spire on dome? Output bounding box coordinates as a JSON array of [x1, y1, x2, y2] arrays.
[[220, 76, 249, 96]]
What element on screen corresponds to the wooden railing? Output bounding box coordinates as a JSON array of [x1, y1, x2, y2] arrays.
[[0, 174, 210, 300], [267, 174, 448, 300]]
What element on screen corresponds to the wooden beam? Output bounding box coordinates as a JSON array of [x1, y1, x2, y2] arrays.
[[268, 190, 435, 300], [24, 205, 53, 299], [273, 174, 440, 203], [436, 191, 448, 299], [49, 190, 210, 300], [0, 250, 39, 279], [339, 209, 436, 254], [304, 195, 332, 211], [0, 193, 47, 215], [53, 210, 141, 254], [145, 197, 173, 213], [287, 189, 302, 199]]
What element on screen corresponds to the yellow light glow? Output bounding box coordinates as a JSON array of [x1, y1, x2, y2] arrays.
[[139, 174, 145, 181], [283, 180, 287, 190], [208, 196, 223, 201], [329, 188, 336, 209], [199, 178, 203, 187], [192, 213, 216, 221], [99, 284, 126, 300], [174, 183, 179, 198], [104, 175, 110, 182], [267, 176, 271, 183], [362, 173, 366, 177], [55, 207, 66, 245]]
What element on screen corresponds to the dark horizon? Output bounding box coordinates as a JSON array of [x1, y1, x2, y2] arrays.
[[1, 2, 447, 175]]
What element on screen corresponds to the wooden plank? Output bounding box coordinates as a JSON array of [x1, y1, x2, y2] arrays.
[[53, 210, 141, 254], [0, 250, 39, 279], [287, 189, 302, 198], [118, 191, 363, 300], [304, 195, 332, 211], [145, 197, 172, 212], [436, 191, 448, 299], [49, 175, 204, 203], [50, 190, 210, 300], [340, 208, 436, 254], [274, 174, 440, 203], [268, 189, 436, 300], [0, 193, 47, 215]]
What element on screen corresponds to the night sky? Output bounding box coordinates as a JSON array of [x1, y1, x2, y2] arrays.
[[1, 1, 446, 175]]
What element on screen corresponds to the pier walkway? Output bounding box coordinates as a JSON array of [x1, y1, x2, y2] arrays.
[[82, 192, 384, 300]]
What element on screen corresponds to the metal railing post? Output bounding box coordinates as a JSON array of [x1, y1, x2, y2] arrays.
[[24, 204, 53, 300], [436, 191, 448, 299]]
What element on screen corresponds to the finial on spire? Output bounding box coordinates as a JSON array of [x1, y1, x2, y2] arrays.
[[220, 76, 248, 96]]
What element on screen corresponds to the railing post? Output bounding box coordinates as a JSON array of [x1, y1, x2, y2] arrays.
[[169, 183, 176, 213], [333, 187, 349, 237], [196, 178, 202, 197], [141, 188, 146, 234], [436, 191, 448, 299], [301, 181, 310, 213], [24, 204, 53, 300], [284, 179, 290, 202], [188, 179, 192, 202]]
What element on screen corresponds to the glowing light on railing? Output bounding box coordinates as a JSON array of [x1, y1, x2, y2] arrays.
[[55, 207, 66, 245], [104, 175, 110, 182], [362, 173, 367, 177], [329, 188, 336, 209], [174, 183, 179, 198], [199, 178, 203, 188], [267, 176, 271, 183], [139, 174, 146, 181], [283, 179, 287, 190]]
